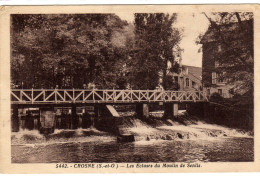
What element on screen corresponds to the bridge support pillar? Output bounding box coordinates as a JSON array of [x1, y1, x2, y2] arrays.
[[94, 105, 101, 127], [11, 105, 19, 132], [136, 104, 149, 119], [94, 105, 101, 118], [164, 103, 178, 119], [71, 104, 78, 129]]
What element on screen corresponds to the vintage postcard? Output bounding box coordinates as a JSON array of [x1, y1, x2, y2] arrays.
[[0, 5, 259, 173]]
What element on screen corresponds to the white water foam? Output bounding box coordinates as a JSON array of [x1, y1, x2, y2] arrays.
[[12, 116, 252, 146], [12, 127, 115, 146], [190, 121, 252, 138], [119, 118, 252, 142]]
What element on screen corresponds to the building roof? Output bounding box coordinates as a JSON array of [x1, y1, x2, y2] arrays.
[[182, 65, 202, 84], [171, 65, 202, 85]]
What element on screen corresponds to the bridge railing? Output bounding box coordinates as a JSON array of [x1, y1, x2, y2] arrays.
[[11, 89, 208, 104]]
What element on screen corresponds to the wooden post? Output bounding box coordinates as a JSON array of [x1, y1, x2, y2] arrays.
[[11, 105, 19, 132], [164, 103, 178, 119], [94, 105, 100, 119], [71, 104, 78, 129], [93, 105, 100, 127], [136, 104, 149, 119], [173, 104, 178, 116]]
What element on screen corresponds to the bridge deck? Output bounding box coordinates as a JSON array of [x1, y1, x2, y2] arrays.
[[11, 89, 208, 105]]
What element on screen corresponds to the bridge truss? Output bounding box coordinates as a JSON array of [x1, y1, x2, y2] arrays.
[[11, 89, 208, 104]]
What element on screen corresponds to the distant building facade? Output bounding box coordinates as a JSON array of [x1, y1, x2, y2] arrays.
[[200, 35, 233, 98], [170, 65, 202, 91], [165, 46, 202, 91], [199, 20, 253, 98]]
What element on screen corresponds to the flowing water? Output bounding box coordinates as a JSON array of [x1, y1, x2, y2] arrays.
[[11, 116, 253, 163]]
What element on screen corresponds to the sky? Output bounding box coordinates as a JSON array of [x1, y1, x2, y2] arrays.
[[116, 13, 210, 68]]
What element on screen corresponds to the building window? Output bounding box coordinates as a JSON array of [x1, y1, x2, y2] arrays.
[[212, 72, 216, 84], [218, 89, 222, 95], [186, 78, 189, 87], [216, 72, 225, 84]]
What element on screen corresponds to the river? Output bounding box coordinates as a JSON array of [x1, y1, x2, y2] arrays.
[[11, 117, 253, 163]]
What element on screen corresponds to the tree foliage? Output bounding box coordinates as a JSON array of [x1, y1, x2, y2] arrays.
[[11, 14, 131, 89], [129, 13, 181, 89], [202, 12, 253, 96], [11, 13, 181, 90]]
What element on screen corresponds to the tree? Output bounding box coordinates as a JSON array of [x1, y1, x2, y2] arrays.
[[11, 14, 131, 89], [200, 13, 254, 129], [202, 12, 253, 96], [129, 13, 181, 90]]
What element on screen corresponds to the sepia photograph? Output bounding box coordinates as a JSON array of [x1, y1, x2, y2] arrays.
[[0, 4, 259, 173]]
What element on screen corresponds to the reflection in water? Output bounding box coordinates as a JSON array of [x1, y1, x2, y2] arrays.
[[11, 118, 254, 163]]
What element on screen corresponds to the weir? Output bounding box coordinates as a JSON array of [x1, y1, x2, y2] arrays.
[[10, 89, 208, 136], [11, 103, 209, 133]]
